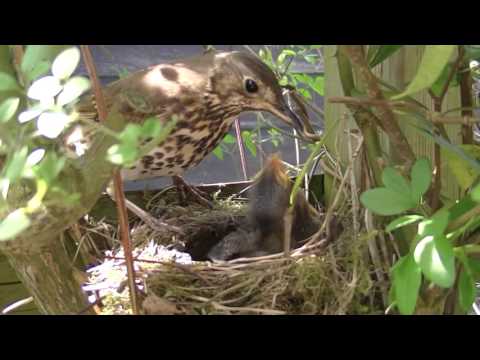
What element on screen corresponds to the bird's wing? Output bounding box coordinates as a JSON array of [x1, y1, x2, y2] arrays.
[[75, 64, 203, 125]]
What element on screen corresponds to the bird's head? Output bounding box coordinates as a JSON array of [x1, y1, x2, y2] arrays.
[[209, 51, 320, 143]]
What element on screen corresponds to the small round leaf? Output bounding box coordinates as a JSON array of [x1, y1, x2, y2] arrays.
[[26, 148, 46, 167], [386, 215, 424, 233], [391, 254, 422, 315], [52, 47, 81, 80], [0, 97, 20, 123], [57, 77, 91, 106], [37, 111, 70, 139], [411, 157, 432, 202], [0, 72, 21, 92], [26, 60, 52, 83], [414, 235, 455, 288], [458, 269, 476, 312], [0, 208, 31, 241], [382, 167, 412, 195], [360, 188, 417, 216], [27, 76, 62, 100], [19, 108, 43, 123]]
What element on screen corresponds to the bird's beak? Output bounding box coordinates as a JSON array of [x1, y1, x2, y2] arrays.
[[268, 101, 321, 143]]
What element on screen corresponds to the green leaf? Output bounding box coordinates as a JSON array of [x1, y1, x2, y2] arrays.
[[0, 97, 20, 123], [18, 108, 43, 123], [242, 131, 257, 157], [430, 63, 454, 97], [119, 124, 142, 146], [382, 167, 412, 195], [443, 145, 480, 191], [310, 76, 324, 96], [4, 147, 28, 182], [386, 215, 424, 233], [0, 177, 9, 199], [458, 269, 476, 312], [52, 47, 81, 80], [366, 45, 380, 64], [222, 133, 236, 144], [212, 146, 224, 160], [392, 45, 456, 100], [0, 208, 31, 241], [21, 45, 70, 80], [107, 143, 138, 166], [361, 188, 417, 216], [304, 54, 319, 64], [298, 88, 312, 101], [410, 157, 432, 202], [141, 117, 163, 139], [25, 148, 45, 167], [277, 49, 296, 64], [56, 76, 90, 106], [32, 152, 66, 183], [417, 210, 450, 238], [26, 60, 51, 83], [0, 72, 21, 92], [465, 45, 480, 61], [391, 254, 422, 315], [414, 234, 455, 288], [369, 45, 403, 68]]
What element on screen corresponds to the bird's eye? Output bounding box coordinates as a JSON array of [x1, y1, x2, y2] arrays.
[[245, 79, 259, 93]]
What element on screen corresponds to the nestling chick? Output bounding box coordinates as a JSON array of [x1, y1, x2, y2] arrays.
[[207, 154, 321, 261]]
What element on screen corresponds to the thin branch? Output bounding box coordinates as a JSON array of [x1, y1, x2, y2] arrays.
[[458, 46, 474, 144], [234, 118, 249, 181], [329, 96, 480, 124], [339, 45, 416, 172], [1, 296, 34, 315], [427, 47, 465, 211], [80, 45, 139, 315]]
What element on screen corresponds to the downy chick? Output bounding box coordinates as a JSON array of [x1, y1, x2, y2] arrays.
[[207, 154, 320, 261]]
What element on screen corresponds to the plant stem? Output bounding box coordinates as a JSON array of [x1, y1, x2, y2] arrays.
[[339, 45, 416, 173], [458, 46, 474, 144], [80, 45, 139, 315], [337, 49, 383, 186]]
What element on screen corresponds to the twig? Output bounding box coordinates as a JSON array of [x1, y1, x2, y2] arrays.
[[1, 297, 34, 315], [210, 302, 286, 315], [329, 96, 480, 124], [427, 47, 464, 210], [306, 137, 364, 247], [234, 118, 249, 181], [80, 45, 139, 315], [283, 207, 294, 257], [11, 46, 25, 87], [338, 46, 416, 172], [347, 128, 359, 241], [364, 210, 388, 307], [458, 46, 474, 144]]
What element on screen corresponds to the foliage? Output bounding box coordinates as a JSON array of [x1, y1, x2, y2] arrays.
[[0, 45, 173, 242], [349, 45, 480, 314], [0, 46, 90, 241]]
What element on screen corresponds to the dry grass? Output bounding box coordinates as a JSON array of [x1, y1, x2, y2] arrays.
[[80, 188, 384, 315]]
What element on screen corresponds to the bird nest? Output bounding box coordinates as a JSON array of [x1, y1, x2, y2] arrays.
[[80, 188, 383, 315]]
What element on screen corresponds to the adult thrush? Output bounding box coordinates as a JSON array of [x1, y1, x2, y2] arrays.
[[70, 49, 318, 228]]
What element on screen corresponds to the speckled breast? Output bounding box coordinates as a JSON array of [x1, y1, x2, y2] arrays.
[[121, 115, 236, 181]]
